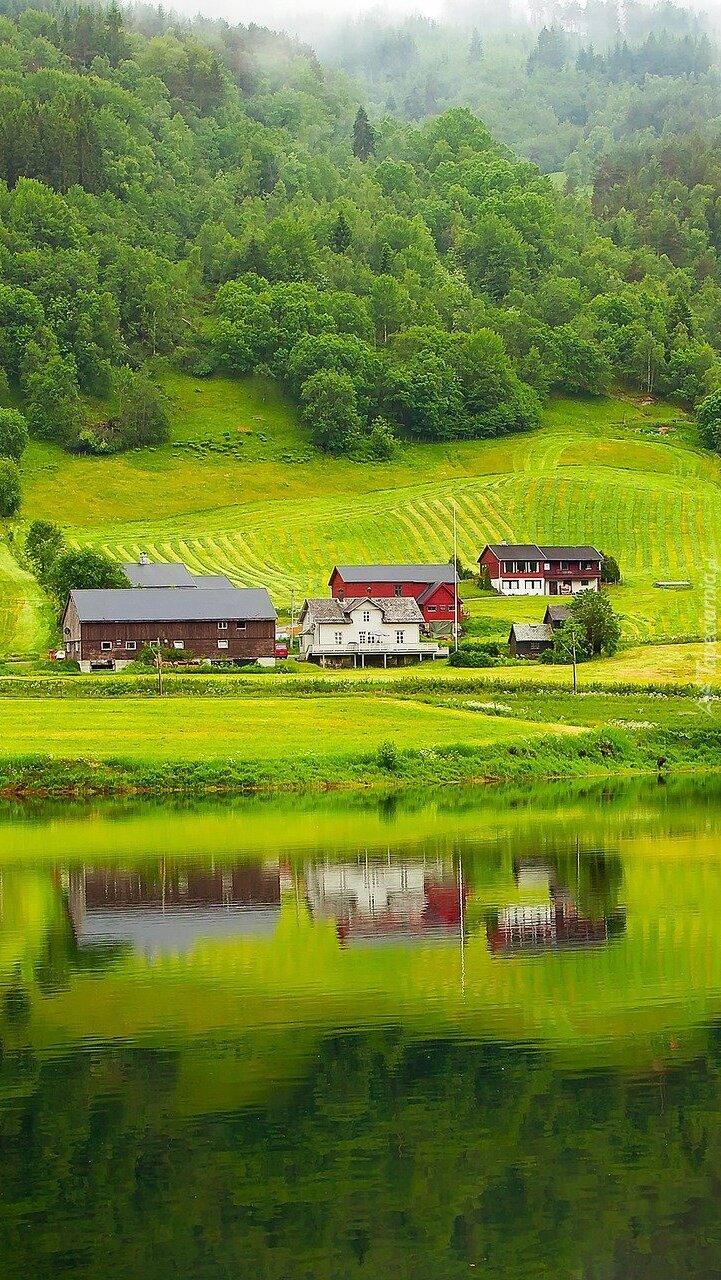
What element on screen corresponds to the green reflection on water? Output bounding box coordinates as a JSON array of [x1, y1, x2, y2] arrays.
[[1, 778, 721, 1279]]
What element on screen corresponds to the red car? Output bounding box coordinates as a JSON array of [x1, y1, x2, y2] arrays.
[[274, 644, 289, 659]]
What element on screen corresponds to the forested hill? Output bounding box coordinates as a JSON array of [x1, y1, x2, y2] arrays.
[[320, 0, 719, 176], [1, 1, 721, 471]]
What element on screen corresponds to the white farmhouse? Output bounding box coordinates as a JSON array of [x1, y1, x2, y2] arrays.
[[298, 596, 448, 667]]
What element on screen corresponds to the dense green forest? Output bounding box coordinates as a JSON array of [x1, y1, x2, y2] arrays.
[[320, 0, 721, 176], [1, 0, 721, 472]]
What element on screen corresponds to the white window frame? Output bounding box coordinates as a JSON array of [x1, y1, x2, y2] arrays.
[[396, 630, 405, 644], [217, 640, 229, 650], [362, 610, 371, 623], [173, 640, 185, 650], [100, 641, 112, 652], [125, 640, 137, 651], [218, 621, 228, 630], [358, 630, 367, 645], [236, 621, 247, 631], [334, 631, 343, 645]]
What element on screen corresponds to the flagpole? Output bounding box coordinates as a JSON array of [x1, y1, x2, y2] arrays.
[[453, 502, 459, 652]]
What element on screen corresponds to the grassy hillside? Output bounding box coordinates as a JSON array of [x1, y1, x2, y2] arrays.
[[15, 372, 716, 652]]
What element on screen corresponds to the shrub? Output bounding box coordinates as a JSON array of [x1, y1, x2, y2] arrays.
[[0, 408, 29, 460], [0, 457, 20, 515]]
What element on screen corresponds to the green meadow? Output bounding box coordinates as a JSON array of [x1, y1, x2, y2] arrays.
[[0, 367, 715, 669], [13, 372, 712, 658]]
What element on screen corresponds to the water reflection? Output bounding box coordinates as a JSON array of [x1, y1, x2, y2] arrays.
[[486, 855, 626, 953], [67, 864, 282, 956], [306, 856, 462, 945], [2, 782, 721, 1279]]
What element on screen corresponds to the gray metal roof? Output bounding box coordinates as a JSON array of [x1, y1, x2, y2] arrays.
[[70, 587, 276, 623], [509, 623, 554, 642], [301, 597, 424, 625], [192, 574, 234, 589], [539, 546, 602, 562], [483, 544, 545, 560], [123, 561, 195, 588], [544, 604, 572, 622], [482, 544, 603, 562], [331, 564, 458, 585]]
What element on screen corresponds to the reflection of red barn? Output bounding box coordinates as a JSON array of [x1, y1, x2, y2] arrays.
[[306, 861, 465, 946]]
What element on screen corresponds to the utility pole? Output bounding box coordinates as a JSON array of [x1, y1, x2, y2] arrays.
[[155, 637, 164, 697], [453, 502, 459, 653]]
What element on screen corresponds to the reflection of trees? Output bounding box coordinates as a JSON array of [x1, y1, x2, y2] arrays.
[[2, 1031, 721, 1278]]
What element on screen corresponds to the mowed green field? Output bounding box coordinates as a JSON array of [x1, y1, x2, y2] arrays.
[[0, 695, 577, 762], [15, 370, 718, 652]]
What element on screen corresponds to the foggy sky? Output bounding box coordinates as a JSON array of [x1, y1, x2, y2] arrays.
[[165, 0, 710, 42]]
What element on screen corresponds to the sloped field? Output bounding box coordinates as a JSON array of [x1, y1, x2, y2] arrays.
[[19, 379, 719, 646]]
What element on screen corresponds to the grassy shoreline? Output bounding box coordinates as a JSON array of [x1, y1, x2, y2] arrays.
[[2, 725, 720, 797]]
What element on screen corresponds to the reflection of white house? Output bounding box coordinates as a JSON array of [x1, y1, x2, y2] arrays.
[[305, 859, 460, 943], [298, 597, 448, 667]]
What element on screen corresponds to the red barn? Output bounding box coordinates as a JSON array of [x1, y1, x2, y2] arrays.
[[329, 564, 461, 626]]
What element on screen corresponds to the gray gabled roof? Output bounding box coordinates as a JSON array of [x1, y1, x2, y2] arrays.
[[123, 561, 195, 588], [192, 574, 234, 589], [345, 596, 424, 623], [300, 599, 348, 626], [330, 563, 458, 586], [482, 544, 545, 561], [539, 545, 602, 562], [544, 604, 572, 623], [69, 587, 276, 624], [481, 544, 603, 563], [301, 597, 424, 627], [509, 623, 554, 642]]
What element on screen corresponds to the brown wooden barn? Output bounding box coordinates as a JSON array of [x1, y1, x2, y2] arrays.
[[61, 586, 277, 670]]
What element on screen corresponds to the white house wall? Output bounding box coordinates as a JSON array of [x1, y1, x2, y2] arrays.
[[318, 605, 421, 649], [492, 577, 599, 597]]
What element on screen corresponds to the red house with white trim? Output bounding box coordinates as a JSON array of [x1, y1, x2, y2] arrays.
[[329, 564, 461, 626], [478, 544, 603, 597]]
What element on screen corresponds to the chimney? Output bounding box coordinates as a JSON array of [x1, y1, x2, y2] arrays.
[[501, 539, 508, 546], [139, 551, 149, 566]]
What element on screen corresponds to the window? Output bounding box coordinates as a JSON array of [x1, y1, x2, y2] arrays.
[[503, 561, 512, 573], [362, 610, 370, 623], [125, 641, 137, 652], [100, 641, 112, 652], [334, 631, 343, 645], [218, 621, 228, 630], [217, 640, 229, 650], [394, 584, 402, 597], [396, 630, 405, 644], [173, 641, 184, 650], [236, 621, 246, 631], [427, 605, 436, 613], [358, 631, 367, 645], [581, 579, 589, 587], [509, 580, 519, 590]]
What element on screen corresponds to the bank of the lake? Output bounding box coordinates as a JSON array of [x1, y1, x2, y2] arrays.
[[0, 703, 719, 796]]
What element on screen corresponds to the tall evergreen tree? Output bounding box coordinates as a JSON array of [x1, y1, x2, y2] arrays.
[[352, 107, 375, 162], [331, 211, 352, 254]]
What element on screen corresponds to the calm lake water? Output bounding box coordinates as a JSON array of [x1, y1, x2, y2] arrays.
[[2, 778, 721, 1279]]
